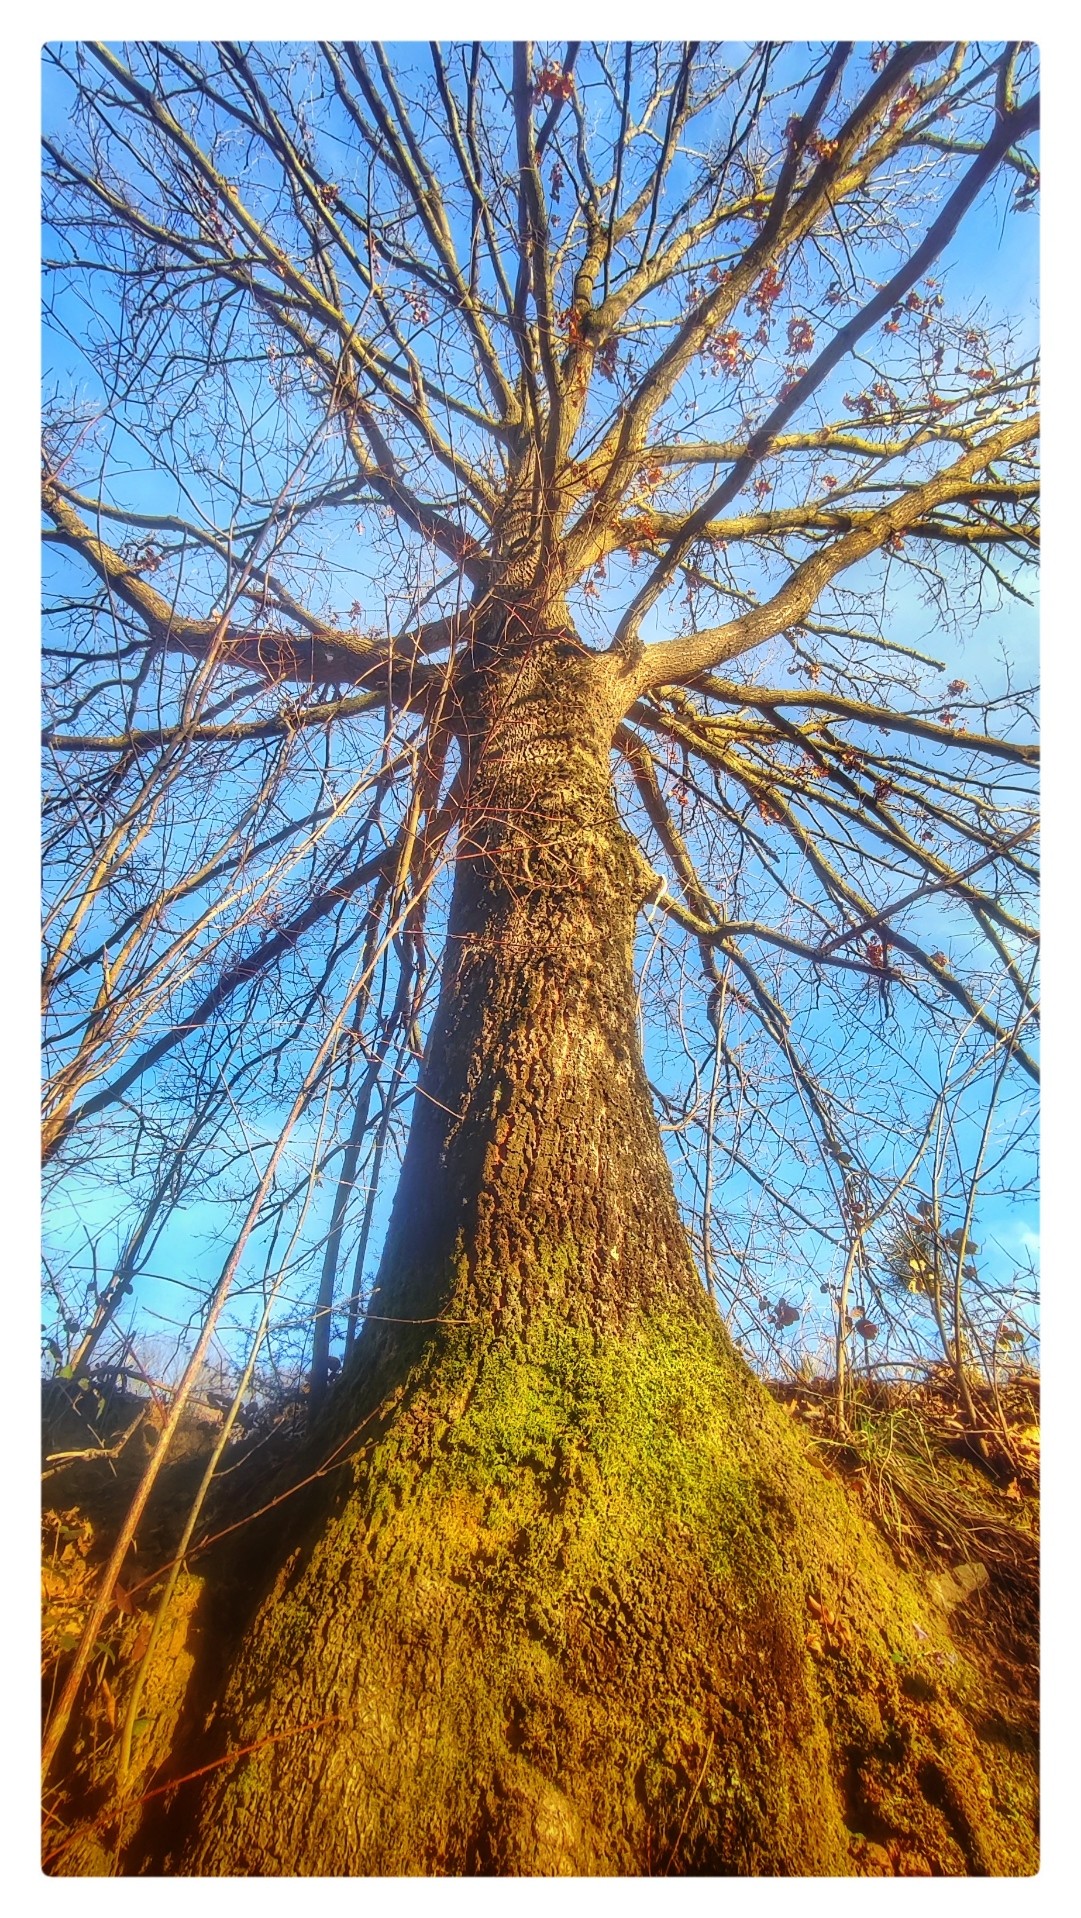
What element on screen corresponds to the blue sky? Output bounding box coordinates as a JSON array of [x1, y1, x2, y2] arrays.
[[38, 38, 1040, 1391]]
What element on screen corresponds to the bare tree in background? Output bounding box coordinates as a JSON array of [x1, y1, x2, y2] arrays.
[[42, 40, 1038, 1876]]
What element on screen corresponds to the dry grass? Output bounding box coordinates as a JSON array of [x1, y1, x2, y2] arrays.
[[769, 1370, 1039, 1706]]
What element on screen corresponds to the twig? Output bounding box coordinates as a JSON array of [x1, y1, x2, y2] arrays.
[[663, 1731, 714, 1875]]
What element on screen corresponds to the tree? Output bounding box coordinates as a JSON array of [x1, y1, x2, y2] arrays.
[[42, 40, 1039, 1875]]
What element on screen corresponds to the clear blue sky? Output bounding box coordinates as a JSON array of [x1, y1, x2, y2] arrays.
[[39, 37, 1039, 1385]]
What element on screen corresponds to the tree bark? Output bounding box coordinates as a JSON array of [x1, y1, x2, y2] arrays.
[[153, 636, 1035, 1877], [363, 634, 704, 1352]]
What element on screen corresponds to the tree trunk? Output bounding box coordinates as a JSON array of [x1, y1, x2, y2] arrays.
[[160, 636, 1035, 1877]]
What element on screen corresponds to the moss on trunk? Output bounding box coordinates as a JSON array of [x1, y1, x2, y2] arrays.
[[168, 1308, 1034, 1875]]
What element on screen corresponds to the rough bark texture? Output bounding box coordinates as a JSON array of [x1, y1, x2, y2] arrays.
[[363, 632, 704, 1349], [142, 634, 1035, 1876]]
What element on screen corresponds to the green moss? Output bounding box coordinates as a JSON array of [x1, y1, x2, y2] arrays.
[[173, 1300, 1036, 1877], [417, 1312, 766, 1572]]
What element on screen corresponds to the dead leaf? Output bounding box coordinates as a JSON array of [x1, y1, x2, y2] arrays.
[[928, 1560, 989, 1613]]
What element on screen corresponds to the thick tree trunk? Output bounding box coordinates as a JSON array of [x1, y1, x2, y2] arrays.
[[362, 635, 705, 1351], [159, 636, 1034, 1877]]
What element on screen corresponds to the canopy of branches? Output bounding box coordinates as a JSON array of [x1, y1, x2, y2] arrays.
[[42, 40, 1038, 1389]]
